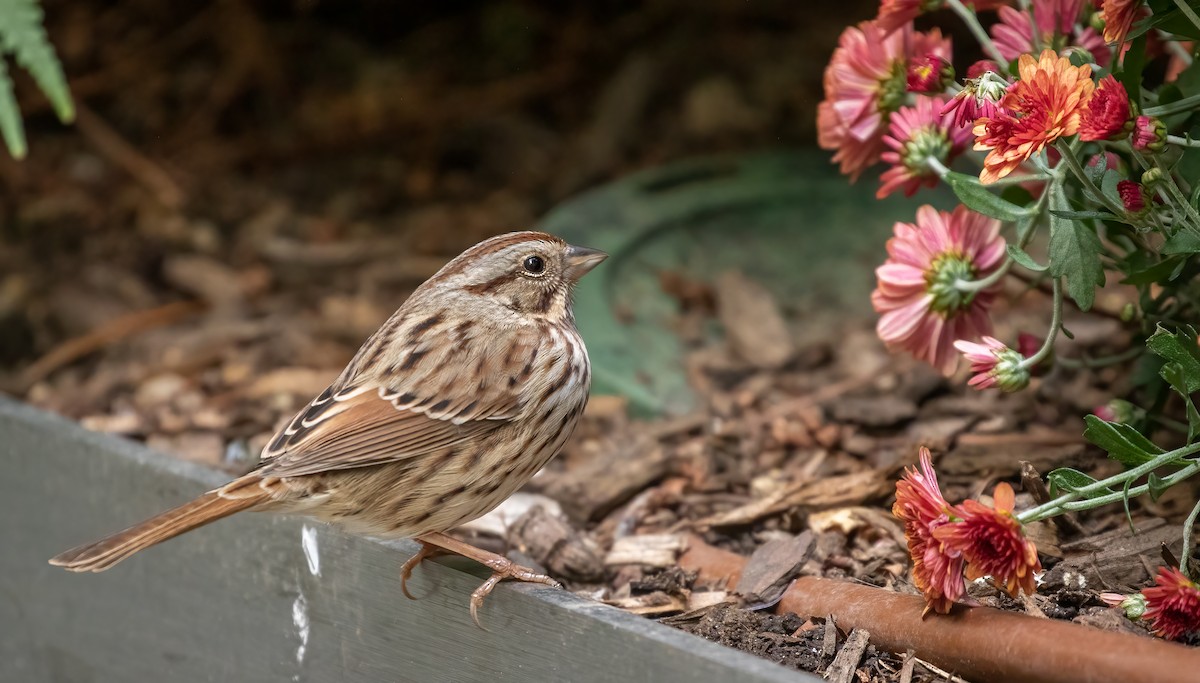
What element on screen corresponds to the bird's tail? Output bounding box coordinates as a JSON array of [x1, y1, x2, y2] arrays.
[[49, 484, 267, 572]]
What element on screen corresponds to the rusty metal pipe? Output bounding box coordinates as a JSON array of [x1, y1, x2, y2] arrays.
[[779, 576, 1200, 683], [679, 541, 1200, 683]]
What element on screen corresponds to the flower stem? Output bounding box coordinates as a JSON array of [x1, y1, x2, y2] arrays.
[[1054, 345, 1145, 369], [1143, 90, 1200, 117], [1020, 277, 1062, 369], [1168, 134, 1200, 148], [1054, 140, 1127, 217], [945, 0, 1008, 69], [1152, 155, 1200, 235], [980, 172, 1053, 186], [1182, 497, 1200, 579], [955, 260, 1011, 292], [1172, 0, 1200, 38], [1017, 441, 1200, 523]]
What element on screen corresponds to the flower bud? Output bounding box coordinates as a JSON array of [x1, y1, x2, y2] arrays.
[[966, 60, 1000, 80], [1132, 115, 1167, 151], [1118, 179, 1148, 215], [1101, 591, 1147, 619], [1094, 399, 1142, 424], [1141, 166, 1166, 188], [1065, 47, 1096, 68]]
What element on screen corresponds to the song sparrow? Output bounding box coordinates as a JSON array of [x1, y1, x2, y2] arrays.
[[51, 231, 607, 626]]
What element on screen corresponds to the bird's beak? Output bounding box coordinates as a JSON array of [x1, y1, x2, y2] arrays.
[[564, 244, 608, 282]]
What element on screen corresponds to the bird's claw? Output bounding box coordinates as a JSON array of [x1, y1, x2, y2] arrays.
[[468, 557, 562, 628]]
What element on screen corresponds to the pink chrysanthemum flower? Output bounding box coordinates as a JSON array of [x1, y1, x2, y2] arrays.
[[1143, 566, 1200, 642], [934, 482, 1042, 599], [953, 336, 1030, 391], [893, 447, 966, 616], [991, 0, 1111, 67], [872, 205, 1006, 374], [942, 70, 1009, 130], [1080, 75, 1132, 141], [878, 96, 972, 199], [818, 21, 952, 180]]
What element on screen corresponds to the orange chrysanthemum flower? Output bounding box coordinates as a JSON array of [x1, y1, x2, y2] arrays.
[[934, 482, 1042, 598], [973, 50, 1096, 184], [1143, 566, 1200, 642], [1099, 0, 1147, 48], [893, 447, 966, 615]]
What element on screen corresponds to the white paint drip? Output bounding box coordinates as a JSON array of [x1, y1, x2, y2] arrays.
[[301, 525, 321, 576], [292, 593, 310, 673]]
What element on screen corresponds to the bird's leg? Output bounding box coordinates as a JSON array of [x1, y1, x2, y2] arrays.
[[415, 531, 562, 628], [400, 540, 449, 600]]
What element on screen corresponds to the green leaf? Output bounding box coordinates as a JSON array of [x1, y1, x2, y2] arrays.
[[1049, 209, 1119, 221], [1161, 363, 1200, 441], [1163, 230, 1200, 255], [1085, 151, 1108, 185], [1047, 467, 1112, 499], [1117, 34, 1148, 105], [1048, 184, 1105, 311], [1146, 325, 1200, 393], [0, 0, 73, 124], [1006, 244, 1047, 272], [1147, 472, 1171, 502], [1083, 414, 1166, 466], [0, 59, 25, 159], [944, 171, 1032, 222], [1121, 256, 1186, 285]]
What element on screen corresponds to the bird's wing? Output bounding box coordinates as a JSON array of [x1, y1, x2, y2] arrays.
[[257, 320, 540, 478]]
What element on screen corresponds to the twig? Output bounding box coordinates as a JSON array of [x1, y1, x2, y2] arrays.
[[73, 103, 187, 208], [20, 300, 203, 388]]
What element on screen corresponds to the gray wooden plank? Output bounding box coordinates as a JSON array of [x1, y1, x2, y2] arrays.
[[0, 398, 816, 683]]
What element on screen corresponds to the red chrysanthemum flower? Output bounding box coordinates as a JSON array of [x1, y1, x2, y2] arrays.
[[934, 482, 1042, 598], [974, 50, 1096, 183], [872, 205, 1006, 374], [1079, 75, 1131, 141], [1098, 0, 1148, 49], [907, 54, 955, 94], [818, 21, 952, 180], [893, 447, 966, 615], [879, 96, 973, 198], [991, 0, 1111, 67], [1142, 566, 1200, 641]]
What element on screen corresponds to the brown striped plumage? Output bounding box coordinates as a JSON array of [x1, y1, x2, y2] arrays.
[[50, 231, 607, 625]]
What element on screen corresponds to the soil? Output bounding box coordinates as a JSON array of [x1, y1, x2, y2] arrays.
[[4, 1, 1197, 681]]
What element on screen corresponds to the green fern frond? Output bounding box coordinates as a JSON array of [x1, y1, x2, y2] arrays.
[[0, 0, 73, 158], [0, 59, 26, 157]]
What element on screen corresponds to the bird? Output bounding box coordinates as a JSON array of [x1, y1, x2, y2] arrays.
[[50, 230, 608, 626]]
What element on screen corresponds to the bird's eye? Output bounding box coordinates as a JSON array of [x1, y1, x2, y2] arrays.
[[523, 255, 545, 274]]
